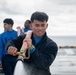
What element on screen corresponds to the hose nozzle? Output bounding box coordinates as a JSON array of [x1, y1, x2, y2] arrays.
[[17, 48, 30, 61]]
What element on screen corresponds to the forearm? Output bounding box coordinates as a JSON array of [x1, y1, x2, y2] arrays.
[[31, 50, 54, 69], [6, 40, 16, 51], [6, 36, 23, 52], [0, 52, 3, 62], [30, 46, 58, 69]]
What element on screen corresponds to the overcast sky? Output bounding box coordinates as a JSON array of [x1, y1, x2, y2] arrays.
[[0, 0, 76, 36]]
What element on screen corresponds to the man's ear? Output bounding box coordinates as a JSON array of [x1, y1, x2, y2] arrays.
[[46, 23, 48, 29]]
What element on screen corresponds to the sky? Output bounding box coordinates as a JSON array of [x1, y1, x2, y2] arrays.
[[0, 0, 76, 36]]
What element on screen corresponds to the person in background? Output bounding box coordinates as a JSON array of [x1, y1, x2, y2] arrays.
[[23, 19, 31, 32], [16, 20, 31, 36], [0, 35, 2, 68], [0, 21, 8, 71], [0, 19, 9, 72], [0, 18, 18, 75], [6, 11, 58, 75]]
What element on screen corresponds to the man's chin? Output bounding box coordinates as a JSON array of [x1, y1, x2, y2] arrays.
[[37, 34, 43, 37]]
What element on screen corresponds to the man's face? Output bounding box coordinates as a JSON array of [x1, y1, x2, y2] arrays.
[[24, 21, 30, 28], [3, 23, 11, 31], [30, 20, 48, 38]]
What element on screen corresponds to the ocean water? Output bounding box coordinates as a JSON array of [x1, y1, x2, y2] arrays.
[[49, 36, 76, 46]]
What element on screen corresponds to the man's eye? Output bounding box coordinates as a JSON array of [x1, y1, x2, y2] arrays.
[[41, 24, 45, 27], [35, 24, 39, 27]]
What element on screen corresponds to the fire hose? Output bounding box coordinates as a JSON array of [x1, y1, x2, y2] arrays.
[[17, 30, 32, 61]]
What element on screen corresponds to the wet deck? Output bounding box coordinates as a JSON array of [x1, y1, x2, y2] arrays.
[[50, 48, 76, 75]]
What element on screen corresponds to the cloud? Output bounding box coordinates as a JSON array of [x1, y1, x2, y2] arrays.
[[0, 0, 76, 35]]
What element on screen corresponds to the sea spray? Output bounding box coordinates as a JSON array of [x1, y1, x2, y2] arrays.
[[14, 60, 27, 75]]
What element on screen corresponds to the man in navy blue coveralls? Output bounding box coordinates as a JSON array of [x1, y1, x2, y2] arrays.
[[6, 11, 58, 75]]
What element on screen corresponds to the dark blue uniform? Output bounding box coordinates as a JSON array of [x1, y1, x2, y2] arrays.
[[6, 32, 58, 75]]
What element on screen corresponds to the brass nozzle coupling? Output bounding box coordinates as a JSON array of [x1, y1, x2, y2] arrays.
[[17, 48, 30, 61]]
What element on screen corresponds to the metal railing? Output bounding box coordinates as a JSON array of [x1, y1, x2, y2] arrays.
[[59, 46, 76, 48]]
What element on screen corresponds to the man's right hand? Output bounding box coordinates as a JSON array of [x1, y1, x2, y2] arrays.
[[8, 46, 18, 56], [0, 61, 2, 68]]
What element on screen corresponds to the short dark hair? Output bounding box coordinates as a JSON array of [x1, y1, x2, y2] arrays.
[[25, 20, 31, 24], [3, 18, 14, 26], [30, 11, 48, 22]]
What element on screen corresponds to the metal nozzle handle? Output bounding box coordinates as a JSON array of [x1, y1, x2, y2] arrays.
[[17, 49, 30, 60]]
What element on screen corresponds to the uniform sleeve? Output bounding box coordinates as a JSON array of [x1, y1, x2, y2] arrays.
[[0, 35, 3, 61], [6, 35, 24, 52], [31, 42, 58, 69]]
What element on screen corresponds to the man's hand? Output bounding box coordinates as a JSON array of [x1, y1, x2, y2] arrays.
[[22, 30, 32, 49], [8, 46, 18, 56], [23, 38, 32, 49], [16, 26, 21, 36], [0, 61, 2, 68]]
